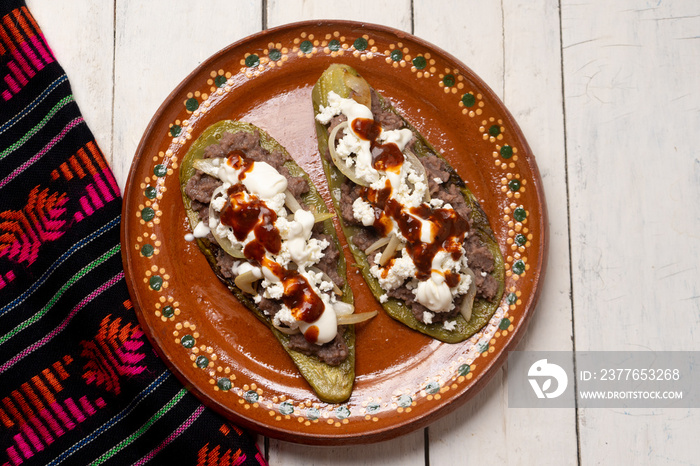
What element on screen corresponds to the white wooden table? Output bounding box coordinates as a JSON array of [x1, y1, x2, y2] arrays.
[[27, 1, 700, 464]]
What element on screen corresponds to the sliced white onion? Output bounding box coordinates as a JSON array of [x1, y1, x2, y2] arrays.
[[193, 158, 223, 178], [273, 323, 300, 335], [333, 301, 354, 316], [313, 211, 336, 223], [459, 269, 477, 322], [327, 121, 369, 186], [364, 235, 391, 255], [309, 266, 343, 296], [378, 234, 401, 267], [284, 189, 302, 213], [208, 186, 245, 259], [403, 147, 430, 203], [342, 71, 372, 108], [286, 211, 333, 224], [234, 270, 259, 295], [337, 310, 377, 325]]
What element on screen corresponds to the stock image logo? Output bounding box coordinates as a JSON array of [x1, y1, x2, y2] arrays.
[[528, 359, 568, 399]]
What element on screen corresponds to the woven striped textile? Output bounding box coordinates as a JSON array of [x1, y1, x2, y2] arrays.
[[0, 1, 266, 464]]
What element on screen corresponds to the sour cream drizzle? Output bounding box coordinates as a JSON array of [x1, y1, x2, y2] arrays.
[[317, 91, 472, 315], [203, 151, 339, 344]]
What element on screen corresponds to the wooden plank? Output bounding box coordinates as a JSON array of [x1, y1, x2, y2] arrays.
[[496, 0, 578, 461], [267, 438, 426, 466], [264, 5, 423, 466], [411, 2, 509, 463], [416, 1, 577, 463], [23, 0, 274, 459], [111, 0, 272, 455], [27, 0, 269, 456], [112, 0, 262, 189], [266, 0, 412, 30], [26, 0, 114, 166], [28, 1, 700, 464], [413, 0, 504, 98], [562, 1, 700, 464]]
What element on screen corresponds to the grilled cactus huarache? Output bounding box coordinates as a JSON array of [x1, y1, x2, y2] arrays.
[[180, 120, 372, 403], [311, 64, 504, 343]]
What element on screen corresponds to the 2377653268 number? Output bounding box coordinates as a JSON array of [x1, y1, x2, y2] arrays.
[[599, 368, 680, 381]]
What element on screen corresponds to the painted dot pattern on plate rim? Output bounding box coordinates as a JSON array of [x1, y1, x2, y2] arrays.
[[134, 29, 534, 428]]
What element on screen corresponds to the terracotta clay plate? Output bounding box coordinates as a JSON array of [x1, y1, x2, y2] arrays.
[[121, 20, 548, 445]]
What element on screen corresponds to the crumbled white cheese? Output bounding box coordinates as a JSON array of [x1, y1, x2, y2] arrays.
[[443, 320, 457, 331], [210, 190, 227, 211], [391, 175, 427, 209], [314, 91, 344, 125], [275, 216, 291, 237], [423, 311, 434, 324], [274, 247, 292, 268], [262, 280, 284, 300], [319, 91, 476, 317], [453, 271, 473, 296], [370, 250, 417, 290], [305, 238, 329, 266], [301, 270, 317, 285], [314, 271, 337, 303], [274, 305, 298, 329], [353, 149, 380, 185], [335, 132, 363, 160], [271, 193, 288, 217], [379, 294, 389, 303], [203, 145, 346, 347], [318, 279, 334, 293], [353, 198, 376, 226], [406, 167, 424, 186]]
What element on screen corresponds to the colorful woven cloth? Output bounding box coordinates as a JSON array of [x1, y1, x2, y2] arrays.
[[0, 2, 266, 464]]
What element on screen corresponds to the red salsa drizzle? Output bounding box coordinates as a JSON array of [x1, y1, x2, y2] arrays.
[[227, 150, 254, 173], [382, 199, 468, 281], [281, 272, 325, 325], [218, 152, 326, 340], [352, 118, 469, 283], [352, 117, 404, 172], [221, 184, 281, 255], [445, 271, 461, 288], [262, 260, 325, 330], [304, 325, 319, 343]]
